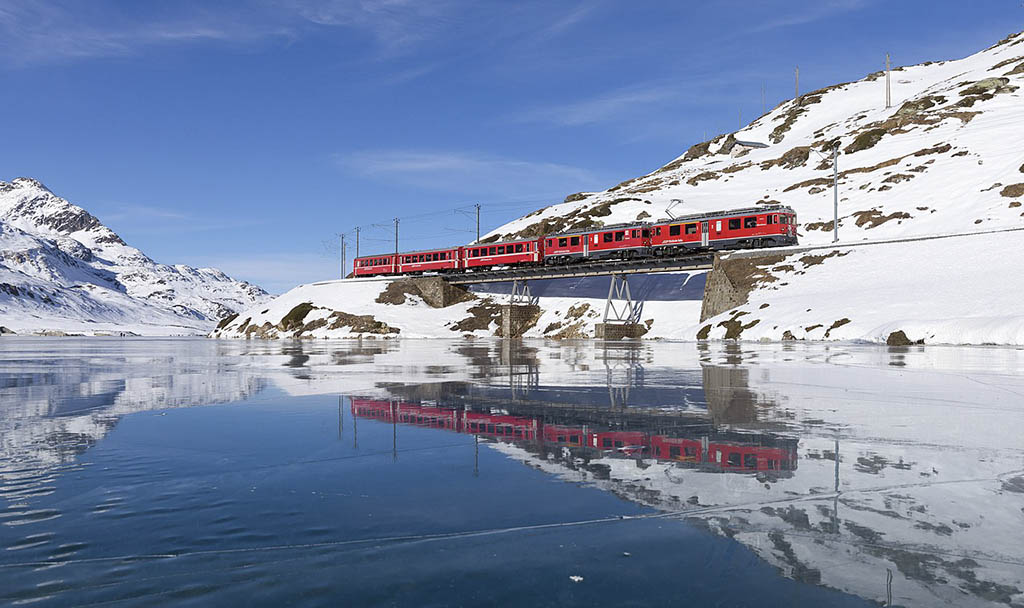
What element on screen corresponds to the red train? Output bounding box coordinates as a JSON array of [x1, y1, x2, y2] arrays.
[[353, 205, 797, 277], [350, 398, 796, 473]]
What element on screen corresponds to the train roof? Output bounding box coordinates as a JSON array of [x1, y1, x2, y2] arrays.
[[545, 204, 795, 237], [355, 245, 460, 259]]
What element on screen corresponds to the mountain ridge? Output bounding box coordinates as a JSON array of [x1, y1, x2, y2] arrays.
[[0, 177, 270, 335]]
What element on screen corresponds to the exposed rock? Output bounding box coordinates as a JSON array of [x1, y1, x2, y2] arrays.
[[999, 184, 1024, 198]]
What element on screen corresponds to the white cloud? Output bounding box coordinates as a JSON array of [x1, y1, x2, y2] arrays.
[[744, 0, 870, 33], [339, 150, 601, 197], [515, 83, 684, 127]]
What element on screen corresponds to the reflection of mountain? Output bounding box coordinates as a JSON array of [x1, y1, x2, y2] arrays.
[[0, 341, 268, 501], [369, 349, 1024, 608]]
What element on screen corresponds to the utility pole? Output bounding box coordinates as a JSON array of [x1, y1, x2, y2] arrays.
[[475, 203, 481, 244], [885, 53, 892, 108], [832, 143, 839, 243], [339, 233, 346, 278], [354, 226, 360, 260], [393, 217, 399, 257], [795, 66, 800, 102]]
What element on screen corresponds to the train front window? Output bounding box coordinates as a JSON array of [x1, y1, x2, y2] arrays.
[[642, 229, 650, 238], [669, 225, 681, 236], [570, 236, 580, 246]]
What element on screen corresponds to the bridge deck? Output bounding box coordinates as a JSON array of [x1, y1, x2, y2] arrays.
[[444, 254, 713, 284]]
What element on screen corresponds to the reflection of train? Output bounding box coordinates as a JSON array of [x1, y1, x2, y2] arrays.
[[351, 398, 797, 473], [353, 206, 798, 277]]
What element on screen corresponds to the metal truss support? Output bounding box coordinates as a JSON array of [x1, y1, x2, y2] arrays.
[[511, 279, 538, 306], [603, 273, 642, 325]]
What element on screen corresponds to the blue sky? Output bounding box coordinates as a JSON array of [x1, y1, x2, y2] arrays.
[[1, 0, 1020, 292]]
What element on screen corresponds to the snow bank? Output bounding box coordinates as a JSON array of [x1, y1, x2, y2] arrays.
[[693, 228, 1024, 345]]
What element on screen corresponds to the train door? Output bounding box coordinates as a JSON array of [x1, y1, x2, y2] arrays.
[[583, 234, 589, 257], [700, 221, 709, 247]]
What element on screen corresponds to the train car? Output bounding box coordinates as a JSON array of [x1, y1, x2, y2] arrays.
[[353, 254, 398, 277], [590, 430, 649, 455], [351, 399, 460, 431], [707, 441, 797, 472], [542, 424, 586, 447], [464, 238, 542, 270], [398, 246, 462, 275], [651, 436, 703, 462], [462, 411, 539, 441], [542, 225, 652, 264], [649, 205, 797, 254]]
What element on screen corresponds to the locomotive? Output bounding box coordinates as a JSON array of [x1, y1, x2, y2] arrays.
[[353, 204, 797, 277]]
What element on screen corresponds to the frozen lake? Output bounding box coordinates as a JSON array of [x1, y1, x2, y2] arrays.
[[1, 338, 1022, 606]]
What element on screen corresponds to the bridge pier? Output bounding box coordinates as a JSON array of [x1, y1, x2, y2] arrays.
[[595, 273, 645, 339], [501, 304, 541, 338]]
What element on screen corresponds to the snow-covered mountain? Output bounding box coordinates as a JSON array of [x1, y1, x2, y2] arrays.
[[484, 31, 1024, 245], [0, 177, 270, 335]]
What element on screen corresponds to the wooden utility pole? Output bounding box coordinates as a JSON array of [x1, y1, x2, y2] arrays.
[[475, 203, 481, 243], [355, 227, 360, 259], [885, 53, 892, 108]]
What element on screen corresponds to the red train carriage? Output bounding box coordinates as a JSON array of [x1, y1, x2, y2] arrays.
[[542, 424, 586, 446], [353, 254, 398, 277], [651, 436, 704, 462], [543, 225, 651, 264], [464, 238, 542, 270], [462, 411, 539, 441], [649, 205, 797, 255], [350, 399, 459, 431], [590, 431, 649, 455], [398, 247, 462, 275]]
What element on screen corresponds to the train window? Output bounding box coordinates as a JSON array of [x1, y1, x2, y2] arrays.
[[656, 227, 662, 236], [727, 452, 742, 467], [744, 216, 757, 228], [642, 229, 650, 238], [614, 440, 624, 448], [769, 215, 777, 224], [557, 435, 566, 442], [569, 435, 579, 443], [497, 246, 505, 254], [570, 236, 580, 246], [685, 223, 697, 235], [602, 438, 612, 448], [515, 244, 523, 253], [669, 225, 681, 236], [655, 446, 662, 456], [558, 238, 567, 247], [632, 229, 640, 238], [603, 233, 613, 243], [743, 454, 758, 469], [728, 219, 741, 230], [669, 446, 681, 458], [487, 424, 495, 434], [684, 446, 697, 457], [433, 253, 439, 261], [547, 239, 553, 246], [614, 231, 625, 241], [489, 247, 496, 255]]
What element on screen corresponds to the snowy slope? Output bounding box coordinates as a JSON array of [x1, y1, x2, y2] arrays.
[[0, 177, 270, 335], [693, 228, 1024, 345], [483, 31, 1024, 246]]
